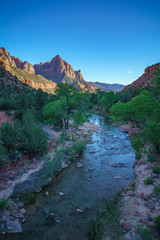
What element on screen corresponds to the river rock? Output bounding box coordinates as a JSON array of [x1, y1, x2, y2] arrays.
[[77, 163, 83, 168], [5, 219, 22, 233], [123, 221, 132, 231], [20, 208, 26, 215], [45, 192, 49, 196], [61, 162, 68, 168], [145, 201, 155, 209]]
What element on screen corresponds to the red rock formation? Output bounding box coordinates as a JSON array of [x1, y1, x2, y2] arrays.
[[122, 63, 160, 92], [0, 48, 16, 67], [0, 47, 97, 92], [34, 55, 84, 82]]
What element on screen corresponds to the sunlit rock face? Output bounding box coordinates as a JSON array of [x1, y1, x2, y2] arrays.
[[122, 63, 160, 92], [0, 47, 97, 92], [34, 55, 84, 82], [0, 48, 16, 67]]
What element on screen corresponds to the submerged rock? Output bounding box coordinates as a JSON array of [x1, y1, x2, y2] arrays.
[[58, 192, 64, 196], [113, 175, 123, 179]]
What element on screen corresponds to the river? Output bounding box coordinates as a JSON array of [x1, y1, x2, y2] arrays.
[[8, 114, 135, 240]]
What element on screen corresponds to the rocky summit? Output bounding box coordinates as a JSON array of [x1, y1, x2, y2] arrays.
[[0, 47, 96, 92], [122, 63, 160, 91]]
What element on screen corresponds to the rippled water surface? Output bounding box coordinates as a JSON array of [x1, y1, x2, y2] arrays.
[[8, 115, 135, 240]]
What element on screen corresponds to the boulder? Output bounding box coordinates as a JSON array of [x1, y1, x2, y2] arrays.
[[5, 219, 22, 233]]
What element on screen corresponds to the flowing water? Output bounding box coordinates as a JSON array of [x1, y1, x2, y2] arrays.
[[8, 115, 135, 240]]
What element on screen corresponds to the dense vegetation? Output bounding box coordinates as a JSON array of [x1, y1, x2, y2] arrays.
[[1, 69, 160, 169]]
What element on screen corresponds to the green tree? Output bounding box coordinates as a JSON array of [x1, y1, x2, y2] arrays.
[[43, 98, 66, 127], [55, 83, 78, 129], [16, 110, 48, 154], [0, 122, 17, 152]]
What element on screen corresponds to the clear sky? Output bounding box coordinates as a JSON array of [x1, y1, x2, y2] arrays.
[[0, 0, 160, 85]]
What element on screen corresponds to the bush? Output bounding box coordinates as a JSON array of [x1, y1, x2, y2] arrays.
[[0, 141, 7, 168], [0, 122, 17, 152], [144, 177, 153, 185], [16, 110, 48, 154]]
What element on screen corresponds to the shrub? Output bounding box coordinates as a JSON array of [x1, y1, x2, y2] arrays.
[[151, 165, 160, 173], [0, 122, 17, 152], [144, 177, 153, 185], [0, 141, 7, 169], [16, 110, 48, 155]]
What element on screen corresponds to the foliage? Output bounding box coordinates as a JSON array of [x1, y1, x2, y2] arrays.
[[0, 122, 17, 151], [73, 110, 88, 127], [88, 195, 122, 240], [110, 91, 159, 124], [0, 141, 7, 168], [43, 98, 65, 127], [99, 91, 117, 112], [0, 197, 8, 210], [144, 177, 153, 185], [137, 226, 155, 240], [148, 154, 156, 163], [151, 165, 160, 173], [153, 185, 160, 196], [15, 110, 48, 154]]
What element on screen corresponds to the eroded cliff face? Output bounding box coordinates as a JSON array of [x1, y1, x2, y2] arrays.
[[122, 63, 160, 91], [0, 48, 84, 82], [0, 48, 16, 67], [34, 55, 84, 82], [0, 56, 56, 94]]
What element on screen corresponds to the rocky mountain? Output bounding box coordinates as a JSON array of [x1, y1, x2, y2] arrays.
[[122, 63, 160, 92], [0, 49, 56, 94], [0, 47, 96, 92], [90, 81, 125, 92]]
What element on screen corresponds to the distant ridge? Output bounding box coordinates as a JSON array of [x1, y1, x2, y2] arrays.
[[90, 81, 125, 92]]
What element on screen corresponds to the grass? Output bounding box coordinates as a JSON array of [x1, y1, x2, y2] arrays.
[[144, 177, 153, 185], [151, 165, 160, 173], [25, 194, 36, 204], [87, 194, 122, 240], [138, 226, 156, 240], [0, 197, 8, 210]]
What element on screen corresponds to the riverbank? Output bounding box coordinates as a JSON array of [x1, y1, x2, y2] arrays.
[[118, 124, 160, 239], [0, 121, 99, 237]]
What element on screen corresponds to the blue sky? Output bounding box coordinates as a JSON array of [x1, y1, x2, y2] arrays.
[[0, 0, 160, 85]]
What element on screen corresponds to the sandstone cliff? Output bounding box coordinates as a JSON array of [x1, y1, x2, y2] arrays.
[[0, 47, 96, 91], [0, 56, 56, 94], [122, 63, 160, 92]]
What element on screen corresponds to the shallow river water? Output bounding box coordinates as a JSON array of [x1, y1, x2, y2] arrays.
[[8, 114, 135, 240]]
